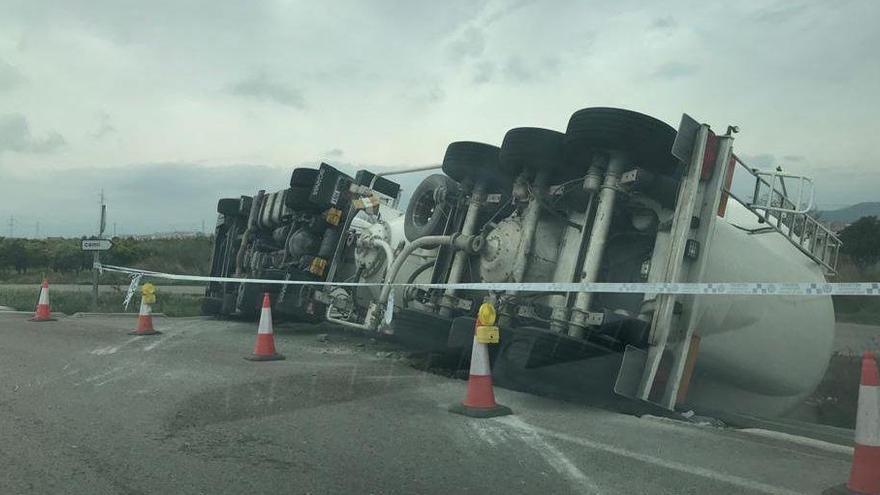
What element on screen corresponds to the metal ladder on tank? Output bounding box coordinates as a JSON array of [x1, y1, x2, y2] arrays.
[[721, 157, 842, 275]]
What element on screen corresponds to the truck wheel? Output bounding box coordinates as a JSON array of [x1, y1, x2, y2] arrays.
[[290, 167, 319, 188], [285, 185, 319, 211], [200, 297, 223, 316], [235, 284, 260, 319], [442, 141, 512, 222], [221, 292, 236, 316], [564, 107, 678, 172], [217, 198, 241, 216], [441, 141, 501, 186], [498, 127, 571, 183], [404, 174, 458, 242]]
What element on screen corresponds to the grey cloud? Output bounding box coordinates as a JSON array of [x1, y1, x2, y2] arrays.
[[92, 112, 116, 140], [424, 84, 445, 103], [0, 59, 24, 91], [228, 73, 305, 109], [0, 114, 66, 154], [446, 26, 486, 63], [502, 56, 560, 84], [472, 60, 495, 85], [324, 148, 344, 158], [650, 62, 700, 80], [650, 17, 677, 30], [401, 81, 445, 105], [751, 4, 808, 24], [739, 153, 776, 168], [483, 0, 535, 26], [782, 154, 806, 162]]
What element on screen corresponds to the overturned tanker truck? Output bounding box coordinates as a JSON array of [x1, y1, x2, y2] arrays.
[[203, 107, 842, 417]]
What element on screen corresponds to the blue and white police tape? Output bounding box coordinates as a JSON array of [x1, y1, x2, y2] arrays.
[[95, 263, 880, 296]]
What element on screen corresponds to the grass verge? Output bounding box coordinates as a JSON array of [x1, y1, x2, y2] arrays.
[[833, 295, 880, 324], [0, 288, 202, 317]]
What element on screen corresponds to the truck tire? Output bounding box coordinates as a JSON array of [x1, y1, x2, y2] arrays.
[[200, 297, 223, 316], [217, 198, 241, 216], [441, 141, 501, 186], [564, 107, 678, 172], [290, 167, 319, 188], [498, 127, 569, 182], [404, 174, 459, 242], [285, 185, 319, 211]]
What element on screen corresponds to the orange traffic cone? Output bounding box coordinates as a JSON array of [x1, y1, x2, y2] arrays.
[[826, 351, 880, 495], [244, 293, 284, 361], [129, 298, 161, 336], [449, 302, 512, 418], [29, 279, 56, 322]]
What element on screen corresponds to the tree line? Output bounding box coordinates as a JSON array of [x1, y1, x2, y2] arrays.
[[0, 236, 214, 278]]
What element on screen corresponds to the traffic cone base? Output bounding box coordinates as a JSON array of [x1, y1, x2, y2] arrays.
[[129, 329, 162, 336], [449, 402, 513, 418], [244, 352, 285, 362], [29, 316, 57, 322]]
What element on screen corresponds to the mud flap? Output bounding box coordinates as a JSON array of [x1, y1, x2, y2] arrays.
[[614, 345, 648, 400]]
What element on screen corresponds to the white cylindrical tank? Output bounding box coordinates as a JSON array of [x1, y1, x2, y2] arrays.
[[686, 201, 834, 416]]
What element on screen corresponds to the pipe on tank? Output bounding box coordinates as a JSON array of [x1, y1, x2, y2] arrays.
[[440, 180, 485, 316], [549, 157, 606, 332], [378, 235, 456, 305], [364, 237, 395, 278], [511, 170, 549, 284], [568, 152, 626, 338]]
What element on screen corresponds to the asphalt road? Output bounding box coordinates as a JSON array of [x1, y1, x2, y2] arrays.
[[0, 313, 853, 494]]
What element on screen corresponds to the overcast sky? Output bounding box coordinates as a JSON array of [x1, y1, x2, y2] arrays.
[[1, 0, 878, 237]]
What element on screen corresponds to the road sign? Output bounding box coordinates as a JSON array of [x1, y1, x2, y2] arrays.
[[81, 239, 113, 251]]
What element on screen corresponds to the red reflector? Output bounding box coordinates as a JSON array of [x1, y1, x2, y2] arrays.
[[717, 154, 736, 217], [700, 131, 718, 180]]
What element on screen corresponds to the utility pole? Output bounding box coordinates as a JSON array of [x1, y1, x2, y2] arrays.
[[7, 215, 13, 238], [201, 219, 205, 235], [92, 190, 106, 310], [35, 221, 40, 238], [113, 222, 117, 237]]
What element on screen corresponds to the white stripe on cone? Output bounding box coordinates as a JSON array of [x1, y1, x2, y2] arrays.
[[469, 337, 491, 376], [258, 306, 273, 335], [139, 299, 152, 316], [38, 286, 49, 305], [855, 384, 880, 446]]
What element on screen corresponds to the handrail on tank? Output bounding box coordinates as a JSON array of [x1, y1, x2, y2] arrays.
[[733, 155, 815, 214], [722, 155, 841, 274]]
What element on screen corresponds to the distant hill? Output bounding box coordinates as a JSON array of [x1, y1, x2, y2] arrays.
[[818, 202, 880, 223]]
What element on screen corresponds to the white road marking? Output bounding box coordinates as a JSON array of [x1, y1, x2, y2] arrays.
[[76, 366, 128, 386], [89, 337, 140, 355], [469, 418, 600, 494], [467, 421, 502, 447], [494, 416, 804, 495], [142, 336, 170, 351]]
